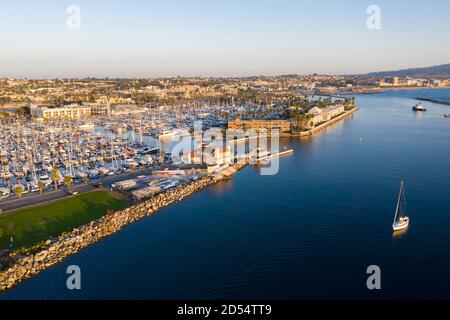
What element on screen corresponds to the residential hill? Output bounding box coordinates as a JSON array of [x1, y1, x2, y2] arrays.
[[366, 64, 450, 78]]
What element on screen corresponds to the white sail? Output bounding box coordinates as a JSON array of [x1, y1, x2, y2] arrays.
[[392, 181, 410, 231]]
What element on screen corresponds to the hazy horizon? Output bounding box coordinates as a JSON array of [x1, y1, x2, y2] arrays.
[[1, 62, 449, 81], [1, 0, 449, 78]]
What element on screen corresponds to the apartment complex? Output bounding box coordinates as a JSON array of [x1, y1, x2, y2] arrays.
[[228, 119, 292, 133], [88, 103, 111, 116], [307, 105, 345, 127], [31, 105, 92, 120], [31, 104, 147, 120]]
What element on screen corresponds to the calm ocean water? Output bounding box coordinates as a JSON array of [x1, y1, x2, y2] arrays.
[[2, 88, 450, 299]]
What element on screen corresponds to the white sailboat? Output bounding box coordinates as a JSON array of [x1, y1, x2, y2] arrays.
[[392, 181, 410, 232]]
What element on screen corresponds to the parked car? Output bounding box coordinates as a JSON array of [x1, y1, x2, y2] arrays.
[[94, 182, 103, 189]]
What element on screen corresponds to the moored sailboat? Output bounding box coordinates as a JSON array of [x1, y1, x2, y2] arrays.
[[392, 181, 410, 232]]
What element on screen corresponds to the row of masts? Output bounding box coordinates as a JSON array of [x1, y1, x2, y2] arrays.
[[0, 119, 159, 189]]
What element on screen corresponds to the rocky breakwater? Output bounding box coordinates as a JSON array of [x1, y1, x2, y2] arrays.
[[0, 174, 226, 292]]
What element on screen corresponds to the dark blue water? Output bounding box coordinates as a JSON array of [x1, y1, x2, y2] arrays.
[[2, 89, 450, 299]]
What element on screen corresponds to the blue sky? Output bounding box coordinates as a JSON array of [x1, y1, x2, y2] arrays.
[[0, 0, 449, 78]]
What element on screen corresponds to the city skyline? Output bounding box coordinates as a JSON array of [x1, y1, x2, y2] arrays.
[[1, 0, 450, 78]]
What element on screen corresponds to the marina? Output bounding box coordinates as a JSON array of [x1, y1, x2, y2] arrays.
[[1, 0, 450, 305], [1, 98, 355, 208], [0, 110, 215, 206], [2, 88, 449, 299]]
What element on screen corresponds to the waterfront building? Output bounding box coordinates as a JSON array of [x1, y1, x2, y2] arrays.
[[380, 77, 400, 87], [184, 145, 232, 166], [88, 103, 111, 116], [31, 105, 92, 120], [307, 104, 345, 127], [228, 119, 292, 133]]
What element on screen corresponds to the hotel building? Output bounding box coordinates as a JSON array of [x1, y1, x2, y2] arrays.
[[228, 119, 292, 133], [307, 104, 345, 128], [32, 105, 92, 120]]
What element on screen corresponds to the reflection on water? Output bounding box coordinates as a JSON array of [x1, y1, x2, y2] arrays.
[[392, 228, 409, 240], [210, 178, 235, 194]]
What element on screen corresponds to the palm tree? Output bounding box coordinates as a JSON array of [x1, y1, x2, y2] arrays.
[[38, 181, 45, 194], [64, 175, 73, 189], [14, 185, 23, 198], [51, 167, 61, 191]]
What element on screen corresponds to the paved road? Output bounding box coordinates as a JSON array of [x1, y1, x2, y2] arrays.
[[0, 184, 95, 213], [0, 167, 156, 214]]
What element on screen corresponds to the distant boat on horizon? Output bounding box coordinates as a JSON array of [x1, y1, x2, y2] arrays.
[[412, 103, 427, 112], [392, 181, 410, 232]]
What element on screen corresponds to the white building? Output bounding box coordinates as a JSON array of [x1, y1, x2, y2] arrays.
[[307, 104, 345, 128], [87, 103, 111, 116], [32, 105, 92, 120]]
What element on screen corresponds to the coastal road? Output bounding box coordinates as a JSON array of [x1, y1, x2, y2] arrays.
[[0, 184, 95, 213], [0, 168, 154, 214], [0, 167, 157, 214]]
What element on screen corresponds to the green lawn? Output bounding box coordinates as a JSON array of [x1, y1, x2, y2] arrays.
[[0, 191, 129, 250]]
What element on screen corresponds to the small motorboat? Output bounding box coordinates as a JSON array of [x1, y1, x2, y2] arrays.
[[412, 103, 427, 112]]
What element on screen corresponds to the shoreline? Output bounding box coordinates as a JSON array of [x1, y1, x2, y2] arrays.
[[292, 108, 358, 138], [0, 162, 247, 293], [350, 86, 450, 95], [378, 86, 450, 91]]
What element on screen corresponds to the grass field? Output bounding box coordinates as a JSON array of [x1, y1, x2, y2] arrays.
[[0, 191, 129, 250]]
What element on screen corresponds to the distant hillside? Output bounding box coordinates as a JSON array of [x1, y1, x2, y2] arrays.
[[366, 64, 450, 78]]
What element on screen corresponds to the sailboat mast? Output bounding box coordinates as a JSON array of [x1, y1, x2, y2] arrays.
[[393, 181, 404, 227]]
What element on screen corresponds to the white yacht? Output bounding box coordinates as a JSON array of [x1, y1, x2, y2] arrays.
[[139, 146, 159, 155], [157, 129, 177, 139], [412, 103, 427, 112], [0, 187, 11, 197], [123, 158, 139, 169], [98, 167, 110, 176]]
